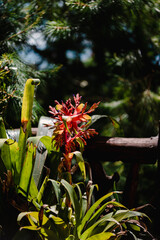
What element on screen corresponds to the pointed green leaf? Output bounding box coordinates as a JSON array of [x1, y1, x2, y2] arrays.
[[1, 139, 12, 171], [17, 79, 40, 180], [109, 116, 124, 136], [36, 175, 49, 204], [75, 138, 85, 152], [87, 201, 126, 230], [28, 176, 39, 200], [27, 136, 55, 154], [73, 183, 83, 219], [0, 117, 7, 138], [17, 212, 32, 224], [73, 151, 86, 180], [104, 210, 148, 231], [80, 214, 118, 240], [78, 192, 117, 236], [20, 226, 40, 231], [48, 179, 61, 203], [87, 184, 98, 212], [61, 179, 81, 226], [19, 143, 36, 196]]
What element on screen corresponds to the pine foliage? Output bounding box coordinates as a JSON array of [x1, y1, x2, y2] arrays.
[[1, 0, 160, 135]]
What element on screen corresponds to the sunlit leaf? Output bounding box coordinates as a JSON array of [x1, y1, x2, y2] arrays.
[[19, 143, 36, 196], [61, 179, 81, 226], [78, 192, 117, 236], [87, 200, 126, 229], [17, 79, 40, 182], [20, 226, 40, 231], [72, 151, 86, 180], [1, 139, 12, 171], [80, 214, 118, 240], [37, 175, 49, 204], [0, 117, 7, 138]]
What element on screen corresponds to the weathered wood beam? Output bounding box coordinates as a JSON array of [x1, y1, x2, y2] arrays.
[[85, 136, 158, 164], [31, 128, 158, 164]]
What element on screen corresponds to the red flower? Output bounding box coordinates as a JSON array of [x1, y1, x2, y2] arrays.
[[49, 94, 99, 154], [48, 94, 100, 173]]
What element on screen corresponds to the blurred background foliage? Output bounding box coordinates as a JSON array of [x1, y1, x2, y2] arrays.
[[0, 0, 160, 219], [0, 0, 160, 136]]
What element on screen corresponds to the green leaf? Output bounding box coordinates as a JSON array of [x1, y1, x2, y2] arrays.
[[0, 117, 7, 138], [19, 143, 36, 196], [17, 79, 40, 181], [87, 184, 98, 212], [104, 210, 148, 231], [78, 192, 117, 236], [65, 235, 75, 240], [86, 232, 115, 240], [109, 116, 124, 136], [75, 138, 85, 152], [28, 136, 60, 185], [27, 136, 55, 154], [17, 212, 32, 225], [49, 215, 69, 239], [9, 140, 19, 179], [18, 211, 49, 227], [129, 223, 141, 232], [0, 139, 12, 171], [50, 215, 66, 225], [36, 175, 49, 204], [48, 179, 61, 203], [20, 226, 40, 231], [80, 214, 118, 240], [73, 183, 83, 219], [0, 139, 19, 182], [87, 201, 126, 230], [28, 177, 39, 200], [61, 179, 81, 226], [72, 151, 86, 180]]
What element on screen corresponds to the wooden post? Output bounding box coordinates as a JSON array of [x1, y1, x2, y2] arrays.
[[122, 162, 140, 208]]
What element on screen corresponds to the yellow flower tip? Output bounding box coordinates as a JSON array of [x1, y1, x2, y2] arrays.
[[56, 104, 62, 110], [77, 103, 84, 112], [83, 114, 91, 120]]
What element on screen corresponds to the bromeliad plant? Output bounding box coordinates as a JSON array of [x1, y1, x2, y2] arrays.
[[0, 79, 40, 202], [0, 80, 153, 239], [17, 179, 152, 240], [0, 78, 62, 239], [47, 94, 100, 182], [16, 93, 153, 240], [0, 78, 60, 238]]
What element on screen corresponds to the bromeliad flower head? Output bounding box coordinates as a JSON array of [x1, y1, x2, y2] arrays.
[[48, 94, 100, 155]]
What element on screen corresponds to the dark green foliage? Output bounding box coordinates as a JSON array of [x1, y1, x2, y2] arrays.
[[28, 0, 160, 137], [1, 0, 160, 135]]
